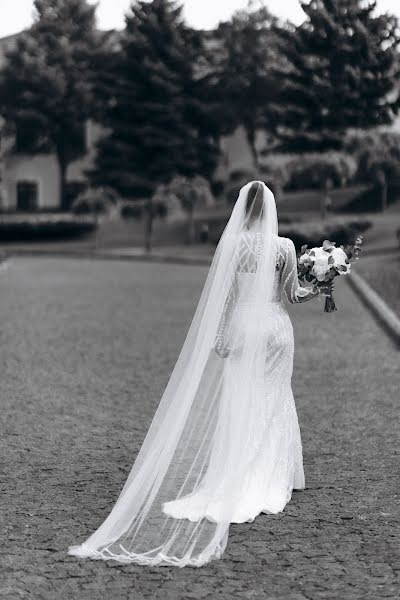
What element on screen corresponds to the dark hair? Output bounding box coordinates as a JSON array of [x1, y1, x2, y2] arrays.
[[245, 181, 262, 215]]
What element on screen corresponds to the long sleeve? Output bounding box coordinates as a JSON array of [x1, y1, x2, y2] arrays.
[[281, 238, 318, 304], [214, 277, 236, 355]]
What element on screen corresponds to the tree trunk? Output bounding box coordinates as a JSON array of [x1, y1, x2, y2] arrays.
[[187, 206, 195, 245], [57, 154, 68, 211], [321, 178, 333, 220], [375, 170, 387, 212], [381, 178, 388, 212], [145, 197, 153, 253], [245, 126, 259, 171]]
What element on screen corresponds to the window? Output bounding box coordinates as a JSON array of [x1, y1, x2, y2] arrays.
[[17, 181, 38, 211]]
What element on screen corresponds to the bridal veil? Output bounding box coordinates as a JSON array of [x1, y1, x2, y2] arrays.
[[69, 181, 280, 567]]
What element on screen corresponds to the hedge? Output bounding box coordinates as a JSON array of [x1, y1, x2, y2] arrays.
[[279, 218, 372, 250], [204, 215, 371, 249], [0, 214, 97, 241]]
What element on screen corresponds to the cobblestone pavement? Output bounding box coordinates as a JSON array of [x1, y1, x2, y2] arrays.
[[0, 258, 398, 600]]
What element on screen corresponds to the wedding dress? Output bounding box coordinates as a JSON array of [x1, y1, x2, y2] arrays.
[[69, 181, 317, 567]]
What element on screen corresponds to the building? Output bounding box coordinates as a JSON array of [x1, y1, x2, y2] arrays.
[[0, 31, 264, 212], [0, 32, 104, 212]]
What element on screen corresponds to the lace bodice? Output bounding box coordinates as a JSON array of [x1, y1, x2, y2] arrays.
[[214, 235, 317, 354], [234, 233, 315, 304]]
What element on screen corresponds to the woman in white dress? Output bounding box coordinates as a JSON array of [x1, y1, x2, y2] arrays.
[[69, 181, 330, 567]]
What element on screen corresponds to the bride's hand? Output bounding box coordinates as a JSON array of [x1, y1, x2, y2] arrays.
[[316, 280, 335, 296]]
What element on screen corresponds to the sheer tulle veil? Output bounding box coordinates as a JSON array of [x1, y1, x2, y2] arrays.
[[69, 181, 279, 567]]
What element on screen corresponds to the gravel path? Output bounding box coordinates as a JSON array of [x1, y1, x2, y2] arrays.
[[0, 258, 398, 600]]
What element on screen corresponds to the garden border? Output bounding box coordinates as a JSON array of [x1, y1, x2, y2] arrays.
[[3, 247, 213, 267], [347, 270, 400, 347]]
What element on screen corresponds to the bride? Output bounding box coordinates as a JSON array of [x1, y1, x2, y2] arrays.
[[69, 181, 330, 567]]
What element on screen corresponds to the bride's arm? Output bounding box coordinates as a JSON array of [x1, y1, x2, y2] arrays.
[[213, 277, 236, 357], [281, 238, 321, 304]]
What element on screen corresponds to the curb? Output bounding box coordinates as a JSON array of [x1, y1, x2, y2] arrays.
[[347, 271, 400, 347], [4, 248, 213, 267]]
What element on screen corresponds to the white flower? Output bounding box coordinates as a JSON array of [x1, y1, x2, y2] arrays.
[[309, 247, 330, 278], [299, 242, 352, 281], [331, 246, 348, 266], [298, 254, 310, 265]]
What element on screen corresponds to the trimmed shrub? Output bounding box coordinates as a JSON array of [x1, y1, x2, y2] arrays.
[[72, 187, 119, 215], [345, 131, 400, 210], [0, 213, 97, 241], [203, 214, 370, 248], [284, 153, 357, 191], [279, 218, 371, 250], [120, 198, 168, 220], [120, 201, 144, 219], [161, 175, 215, 210]]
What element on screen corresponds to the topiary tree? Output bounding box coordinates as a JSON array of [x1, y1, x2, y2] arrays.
[[285, 153, 357, 191], [153, 175, 214, 245]]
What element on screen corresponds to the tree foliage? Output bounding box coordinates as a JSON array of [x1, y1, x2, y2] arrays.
[[210, 5, 281, 164], [91, 0, 220, 199], [271, 0, 400, 151], [0, 0, 105, 208]]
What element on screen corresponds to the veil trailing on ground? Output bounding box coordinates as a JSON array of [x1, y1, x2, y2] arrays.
[[69, 181, 279, 567]]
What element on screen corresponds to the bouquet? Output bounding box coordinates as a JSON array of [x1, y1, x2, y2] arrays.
[[298, 237, 363, 312]]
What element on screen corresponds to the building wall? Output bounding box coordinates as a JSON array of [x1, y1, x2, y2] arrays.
[[215, 126, 267, 182], [0, 31, 261, 210], [0, 120, 104, 211], [0, 33, 106, 211], [3, 153, 59, 210]]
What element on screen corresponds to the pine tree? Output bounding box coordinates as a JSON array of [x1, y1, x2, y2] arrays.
[[0, 0, 105, 209], [91, 0, 220, 199], [211, 5, 280, 165], [271, 0, 400, 152]]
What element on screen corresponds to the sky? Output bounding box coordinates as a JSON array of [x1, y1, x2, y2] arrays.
[[1, 0, 400, 38]]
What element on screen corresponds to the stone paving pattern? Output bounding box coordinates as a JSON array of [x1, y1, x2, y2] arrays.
[[0, 258, 398, 600]]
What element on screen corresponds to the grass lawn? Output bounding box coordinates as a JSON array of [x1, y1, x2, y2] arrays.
[[355, 252, 400, 317]]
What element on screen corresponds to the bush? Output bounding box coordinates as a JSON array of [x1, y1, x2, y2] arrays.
[[205, 215, 370, 248], [346, 131, 400, 162], [71, 187, 119, 215], [345, 131, 400, 188], [119, 198, 168, 220], [0, 213, 97, 241], [120, 200, 144, 219], [224, 154, 356, 204], [160, 175, 215, 210], [284, 153, 357, 191], [280, 218, 371, 250]]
